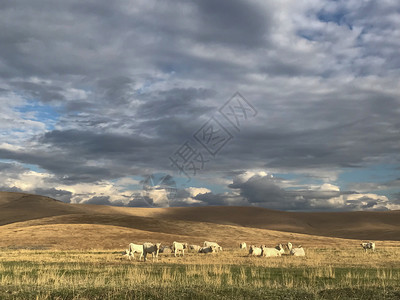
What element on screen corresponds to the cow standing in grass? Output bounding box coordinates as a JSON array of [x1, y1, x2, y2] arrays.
[[172, 241, 187, 257], [124, 243, 144, 260], [143, 242, 161, 261], [361, 242, 376, 252]]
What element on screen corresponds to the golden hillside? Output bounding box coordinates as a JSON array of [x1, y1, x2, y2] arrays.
[[1, 191, 400, 250]]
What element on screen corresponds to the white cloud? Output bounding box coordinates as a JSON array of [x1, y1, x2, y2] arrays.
[[185, 187, 211, 197], [316, 183, 340, 191], [3, 169, 52, 190]]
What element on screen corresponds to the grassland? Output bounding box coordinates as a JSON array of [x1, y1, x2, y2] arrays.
[[1, 247, 400, 299], [1, 191, 400, 299]]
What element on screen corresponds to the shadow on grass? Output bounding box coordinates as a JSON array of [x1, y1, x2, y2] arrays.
[[1, 286, 400, 300]]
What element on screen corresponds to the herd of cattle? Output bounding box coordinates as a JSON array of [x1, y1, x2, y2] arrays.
[[240, 242, 305, 257], [122, 240, 376, 261], [123, 241, 223, 261]]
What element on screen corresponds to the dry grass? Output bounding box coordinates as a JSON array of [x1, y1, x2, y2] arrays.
[[1, 247, 400, 299]]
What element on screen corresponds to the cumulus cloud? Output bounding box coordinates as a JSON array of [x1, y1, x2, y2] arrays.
[[194, 172, 398, 211]]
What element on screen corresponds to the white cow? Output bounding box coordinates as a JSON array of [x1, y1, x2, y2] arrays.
[[189, 245, 201, 252], [199, 246, 217, 253], [143, 242, 161, 261], [204, 241, 223, 252], [287, 242, 293, 252], [240, 242, 247, 250], [290, 245, 306, 256], [172, 241, 187, 257], [361, 242, 375, 252], [261, 244, 283, 257], [124, 243, 144, 260], [248, 245, 262, 256]]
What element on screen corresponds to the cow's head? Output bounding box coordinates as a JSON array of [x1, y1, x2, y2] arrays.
[[155, 243, 161, 250]]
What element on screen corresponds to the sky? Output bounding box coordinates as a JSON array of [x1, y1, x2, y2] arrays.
[[1, 0, 400, 211]]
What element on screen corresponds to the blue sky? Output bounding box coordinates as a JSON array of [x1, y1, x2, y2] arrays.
[[0, 0, 399, 211]]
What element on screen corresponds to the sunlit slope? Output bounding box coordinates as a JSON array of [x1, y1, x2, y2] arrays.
[[3, 215, 396, 250], [0, 191, 85, 226], [77, 205, 400, 241], [151, 206, 400, 241], [1, 191, 400, 250]]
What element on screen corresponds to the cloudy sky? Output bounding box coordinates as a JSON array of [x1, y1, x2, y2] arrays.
[[1, 0, 400, 211]]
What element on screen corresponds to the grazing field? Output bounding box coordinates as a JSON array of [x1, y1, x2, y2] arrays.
[[1, 192, 400, 299], [1, 247, 400, 299]]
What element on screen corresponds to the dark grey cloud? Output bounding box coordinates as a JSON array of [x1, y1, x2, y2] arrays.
[[0, 147, 114, 185], [0, 162, 26, 174], [32, 188, 73, 203], [347, 179, 400, 193], [193, 0, 270, 47], [84, 195, 125, 206], [1, 0, 400, 210], [194, 192, 247, 206], [0, 186, 24, 193], [95, 76, 135, 106], [85, 196, 109, 205], [12, 81, 65, 103], [137, 88, 216, 119]]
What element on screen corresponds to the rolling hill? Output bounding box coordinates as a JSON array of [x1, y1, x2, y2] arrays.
[[1, 191, 400, 250]]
